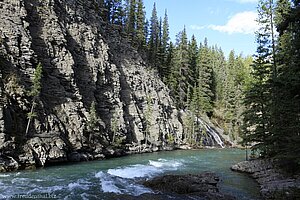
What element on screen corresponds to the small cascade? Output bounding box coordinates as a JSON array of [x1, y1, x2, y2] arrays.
[[199, 119, 225, 148], [180, 110, 225, 148]]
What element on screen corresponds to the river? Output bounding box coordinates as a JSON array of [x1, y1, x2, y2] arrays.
[[0, 149, 260, 200]]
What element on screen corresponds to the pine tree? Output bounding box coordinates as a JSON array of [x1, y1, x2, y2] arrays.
[[110, 0, 124, 25], [162, 10, 170, 54], [212, 46, 226, 106], [170, 27, 190, 108], [188, 35, 198, 86], [164, 41, 174, 83], [224, 50, 237, 121], [144, 19, 149, 44], [148, 3, 159, 67], [242, 0, 276, 155], [159, 10, 170, 79], [272, 0, 300, 166], [99, 0, 109, 22], [136, 0, 146, 48], [196, 38, 214, 114], [26, 62, 43, 136], [126, 0, 137, 39], [156, 17, 165, 75]]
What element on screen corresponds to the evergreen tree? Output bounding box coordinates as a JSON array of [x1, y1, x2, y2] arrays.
[[242, 0, 276, 155], [188, 35, 198, 86], [99, 0, 109, 22], [164, 41, 174, 83], [26, 62, 43, 136], [224, 50, 237, 120], [212, 46, 226, 106], [110, 0, 124, 25], [196, 38, 214, 114], [272, 0, 300, 166], [171, 27, 190, 108], [156, 17, 165, 75], [136, 0, 146, 48], [162, 10, 170, 54], [159, 10, 170, 79], [126, 0, 137, 39], [144, 19, 149, 44], [148, 3, 159, 67]]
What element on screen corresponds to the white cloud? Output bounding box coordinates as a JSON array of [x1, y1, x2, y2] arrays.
[[190, 25, 206, 30], [208, 11, 258, 35]]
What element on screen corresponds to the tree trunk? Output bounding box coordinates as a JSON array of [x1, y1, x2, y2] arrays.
[[25, 97, 36, 137]]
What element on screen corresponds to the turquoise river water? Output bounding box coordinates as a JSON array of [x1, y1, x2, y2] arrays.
[[0, 149, 261, 200]]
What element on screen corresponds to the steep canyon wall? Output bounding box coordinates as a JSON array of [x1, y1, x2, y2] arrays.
[[0, 0, 224, 172]]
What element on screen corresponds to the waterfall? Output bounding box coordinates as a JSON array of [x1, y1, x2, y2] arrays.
[[180, 110, 225, 148], [198, 119, 225, 148]]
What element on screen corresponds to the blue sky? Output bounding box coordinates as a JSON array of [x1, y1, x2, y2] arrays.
[[144, 0, 259, 57]]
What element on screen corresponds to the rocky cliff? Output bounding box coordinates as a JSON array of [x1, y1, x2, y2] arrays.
[[0, 0, 224, 172]]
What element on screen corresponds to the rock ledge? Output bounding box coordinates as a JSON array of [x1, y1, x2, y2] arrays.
[[231, 159, 300, 199]]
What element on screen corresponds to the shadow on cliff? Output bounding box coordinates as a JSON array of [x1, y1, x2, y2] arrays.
[[22, 0, 85, 151], [53, 0, 139, 144], [0, 56, 32, 155], [52, 0, 115, 146], [118, 66, 138, 143], [106, 40, 138, 144], [26, 0, 138, 145]]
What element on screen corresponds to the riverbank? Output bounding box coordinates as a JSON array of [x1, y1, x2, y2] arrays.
[[231, 159, 300, 199], [0, 149, 259, 200], [0, 142, 226, 173]]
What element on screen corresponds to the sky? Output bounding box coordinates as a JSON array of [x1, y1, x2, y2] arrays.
[[144, 0, 259, 57]]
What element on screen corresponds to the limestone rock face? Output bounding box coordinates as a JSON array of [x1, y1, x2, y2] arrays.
[[0, 0, 183, 171]]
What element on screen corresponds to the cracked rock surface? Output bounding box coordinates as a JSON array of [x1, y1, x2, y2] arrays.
[[0, 0, 184, 171]]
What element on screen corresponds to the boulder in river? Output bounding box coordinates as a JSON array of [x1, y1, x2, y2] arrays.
[[0, 155, 19, 172], [143, 172, 235, 200]]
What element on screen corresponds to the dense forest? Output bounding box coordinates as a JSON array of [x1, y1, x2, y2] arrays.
[[242, 0, 300, 169], [97, 0, 253, 144], [99, 0, 300, 168]]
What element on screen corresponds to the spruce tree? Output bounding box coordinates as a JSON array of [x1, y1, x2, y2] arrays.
[[100, 0, 110, 22], [272, 0, 300, 166], [196, 38, 214, 114], [26, 62, 43, 136], [109, 0, 124, 25], [212, 46, 226, 107], [188, 35, 198, 87], [162, 10, 170, 54], [126, 0, 137, 39], [148, 3, 159, 67], [136, 0, 146, 48], [156, 17, 165, 75], [171, 27, 190, 109], [242, 0, 276, 155], [224, 50, 237, 121], [164, 41, 174, 83], [159, 10, 170, 79]]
